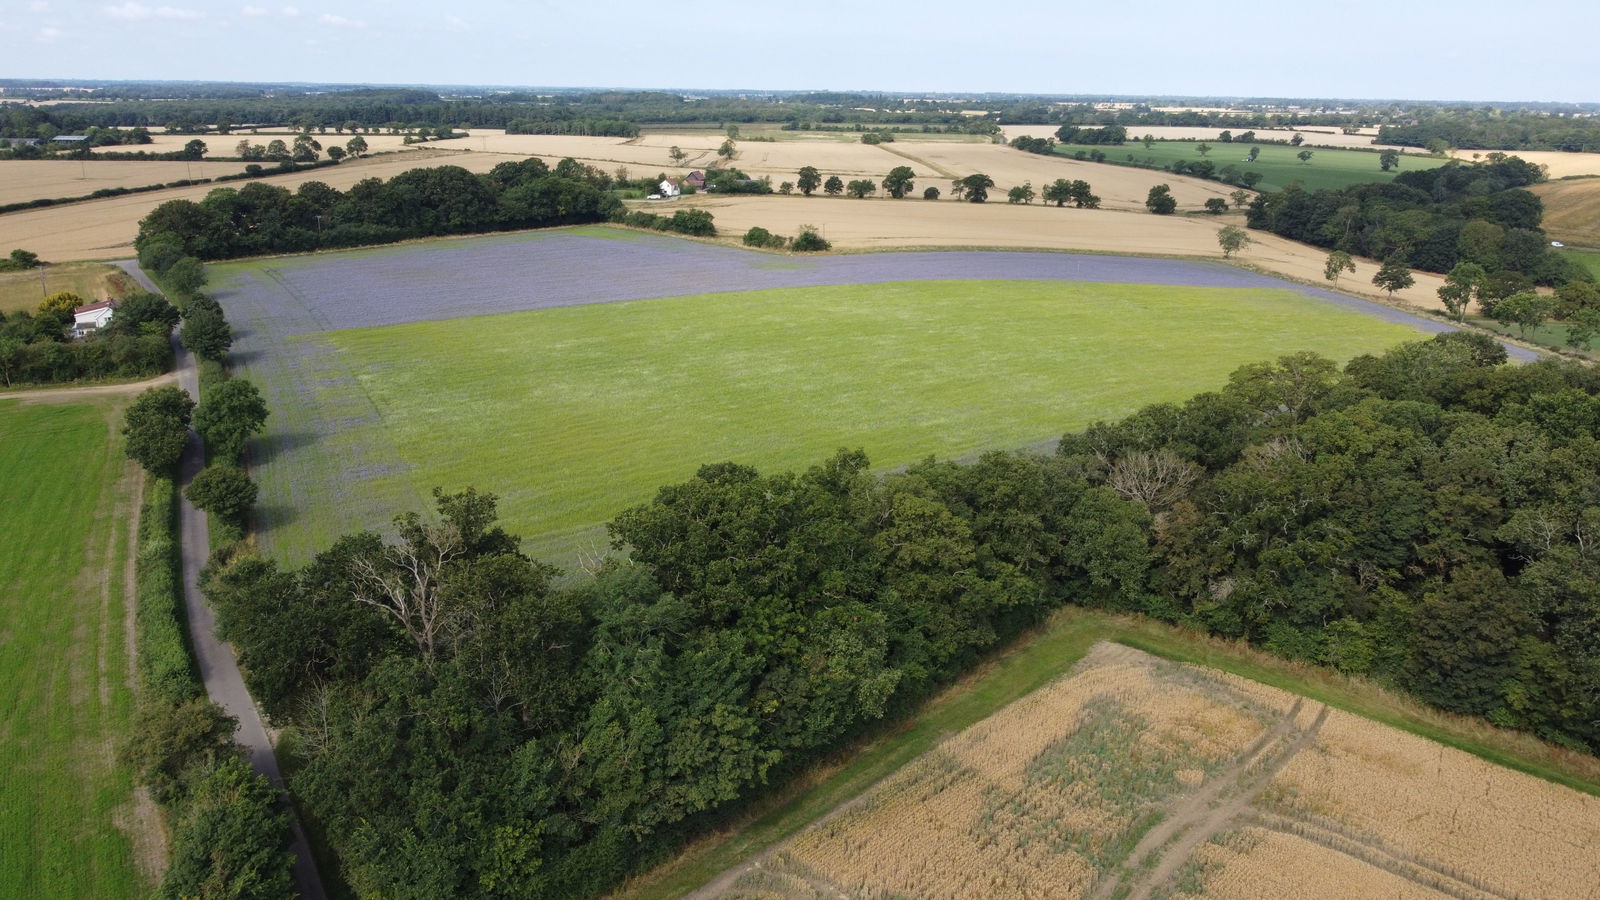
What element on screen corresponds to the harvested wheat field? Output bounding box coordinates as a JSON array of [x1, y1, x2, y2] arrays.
[[1001, 125, 1411, 151], [886, 141, 1233, 209], [672, 194, 1450, 312], [433, 131, 715, 170], [707, 643, 1600, 900], [1530, 178, 1600, 246], [0, 149, 527, 261], [87, 130, 425, 156], [1450, 149, 1600, 179], [0, 159, 251, 205], [724, 139, 939, 182], [0, 261, 134, 313]]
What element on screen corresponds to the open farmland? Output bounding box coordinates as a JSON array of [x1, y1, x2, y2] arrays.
[[884, 141, 1233, 209], [0, 160, 251, 206], [670, 194, 1457, 312], [212, 228, 1436, 565], [706, 642, 1600, 900], [1054, 141, 1451, 193], [0, 398, 152, 899], [86, 130, 426, 156], [0, 148, 527, 261], [1449, 148, 1600, 179], [1530, 178, 1600, 247], [1003, 124, 1414, 151], [0, 261, 135, 313]]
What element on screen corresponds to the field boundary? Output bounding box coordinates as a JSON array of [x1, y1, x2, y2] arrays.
[[612, 609, 1600, 900]]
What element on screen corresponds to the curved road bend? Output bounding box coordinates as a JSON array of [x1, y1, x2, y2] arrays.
[[125, 260, 327, 900]]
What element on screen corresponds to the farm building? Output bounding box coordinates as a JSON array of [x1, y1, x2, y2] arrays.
[[70, 300, 115, 338], [685, 170, 706, 190]]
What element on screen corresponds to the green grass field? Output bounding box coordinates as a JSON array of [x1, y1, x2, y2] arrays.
[[1565, 247, 1600, 280], [1054, 140, 1450, 193], [0, 399, 148, 898], [306, 279, 1423, 565], [612, 607, 1600, 899]]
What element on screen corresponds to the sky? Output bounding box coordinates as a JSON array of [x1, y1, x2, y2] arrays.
[[2, 0, 1597, 103]]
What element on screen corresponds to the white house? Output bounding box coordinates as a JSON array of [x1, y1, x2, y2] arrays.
[[658, 178, 680, 198], [71, 300, 115, 338]]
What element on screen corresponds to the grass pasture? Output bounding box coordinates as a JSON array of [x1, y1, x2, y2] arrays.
[[693, 640, 1600, 900], [1055, 140, 1450, 193], [0, 398, 149, 898], [0, 261, 135, 314], [237, 271, 1422, 565]]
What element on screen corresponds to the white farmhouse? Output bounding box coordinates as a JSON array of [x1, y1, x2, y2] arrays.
[[658, 179, 680, 198], [71, 300, 116, 338]]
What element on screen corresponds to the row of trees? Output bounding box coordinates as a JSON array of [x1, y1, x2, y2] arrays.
[[1247, 155, 1588, 285], [136, 158, 621, 261], [197, 333, 1600, 898]]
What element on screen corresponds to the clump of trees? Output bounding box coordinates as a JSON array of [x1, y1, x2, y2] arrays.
[[620, 209, 717, 237], [1042, 179, 1099, 208], [1145, 184, 1176, 214], [136, 157, 622, 261], [198, 332, 1600, 898], [0, 287, 176, 387], [1246, 155, 1587, 286]]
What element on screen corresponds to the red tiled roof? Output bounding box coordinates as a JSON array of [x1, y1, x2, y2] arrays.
[[73, 300, 116, 315]]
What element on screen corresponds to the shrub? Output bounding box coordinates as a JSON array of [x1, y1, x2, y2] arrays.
[[791, 227, 831, 252]]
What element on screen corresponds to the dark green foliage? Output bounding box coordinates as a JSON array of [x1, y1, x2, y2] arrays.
[[203, 332, 1600, 898], [180, 304, 233, 361], [790, 227, 831, 252], [194, 377, 268, 463], [123, 385, 194, 474], [741, 227, 786, 249], [1246, 155, 1579, 283], [122, 697, 237, 807], [1145, 184, 1176, 214], [186, 465, 258, 523], [159, 756, 294, 900], [0, 248, 40, 270], [136, 160, 620, 261], [132, 475, 200, 707]]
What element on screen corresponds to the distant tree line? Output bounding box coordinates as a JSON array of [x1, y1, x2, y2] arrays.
[[1247, 155, 1590, 285], [194, 331, 1600, 898], [1380, 113, 1600, 153], [135, 158, 621, 261]]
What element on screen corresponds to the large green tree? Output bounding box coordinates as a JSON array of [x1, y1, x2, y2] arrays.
[[796, 166, 821, 196], [1372, 259, 1415, 298], [1145, 184, 1176, 215], [193, 377, 269, 462], [881, 166, 915, 199], [123, 385, 195, 473], [959, 173, 994, 203]]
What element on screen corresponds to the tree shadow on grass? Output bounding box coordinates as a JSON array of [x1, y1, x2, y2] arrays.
[[247, 430, 319, 466]]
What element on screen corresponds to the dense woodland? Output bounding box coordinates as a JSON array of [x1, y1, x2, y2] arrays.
[[198, 332, 1600, 898], [1246, 155, 1589, 285], [136, 158, 620, 260]]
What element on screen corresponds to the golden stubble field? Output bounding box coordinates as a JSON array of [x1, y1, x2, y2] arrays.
[[709, 643, 1600, 900], [1001, 125, 1413, 151], [670, 193, 1450, 312], [0, 159, 250, 206], [1530, 178, 1600, 246]]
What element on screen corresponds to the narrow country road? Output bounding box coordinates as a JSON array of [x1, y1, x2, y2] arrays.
[[151, 257, 327, 900]]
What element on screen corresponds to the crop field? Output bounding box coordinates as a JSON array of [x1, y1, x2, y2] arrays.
[[1450, 149, 1600, 179], [670, 194, 1457, 312], [0, 398, 151, 898], [1053, 141, 1451, 193], [0, 148, 528, 262], [884, 141, 1233, 210], [1003, 124, 1412, 151], [212, 229, 1432, 565], [709, 642, 1600, 900], [0, 261, 135, 313], [0, 159, 251, 206], [1530, 178, 1600, 247]]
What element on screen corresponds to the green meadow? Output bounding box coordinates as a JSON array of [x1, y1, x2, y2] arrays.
[[1055, 140, 1450, 193], [0, 399, 146, 898], [299, 279, 1424, 564]]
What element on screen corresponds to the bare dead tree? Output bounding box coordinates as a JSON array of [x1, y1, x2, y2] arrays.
[[1107, 449, 1201, 512], [348, 518, 465, 664]]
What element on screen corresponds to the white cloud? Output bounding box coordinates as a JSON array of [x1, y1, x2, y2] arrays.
[[104, 3, 205, 20], [37, 25, 62, 41], [318, 13, 365, 27], [29, 1, 49, 11], [443, 14, 467, 31], [281, 5, 299, 16], [241, 5, 268, 15]]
